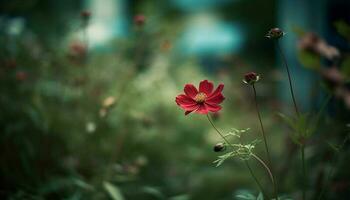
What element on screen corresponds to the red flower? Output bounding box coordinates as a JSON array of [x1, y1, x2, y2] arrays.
[[175, 80, 225, 115]]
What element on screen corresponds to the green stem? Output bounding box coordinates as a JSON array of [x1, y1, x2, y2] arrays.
[[206, 114, 267, 198], [301, 145, 306, 200], [252, 85, 272, 166], [245, 160, 270, 199], [252, 154, 279, 200], [276, 40, 299, 117], [252, 84, 278, 199], [206, 114, 231, 146], [317, 135, 349, 200], [276, 40, 304, 200]]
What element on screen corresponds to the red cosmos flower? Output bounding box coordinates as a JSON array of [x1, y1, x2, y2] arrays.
[[175, 80, 225, 115]]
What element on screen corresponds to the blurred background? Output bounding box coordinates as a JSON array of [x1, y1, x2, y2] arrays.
[[0, 0, 350, 199]]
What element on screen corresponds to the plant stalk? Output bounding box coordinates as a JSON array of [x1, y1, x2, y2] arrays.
[[206, 114, 268, 198], [252, 153, 278, 200], [317, 135, 349, 200], [252, 84, 278, 199], [276, 40, 305, 200], [276, 40, 299, 117], [301, 144, 306, 200], [252, 84, 273, 166]]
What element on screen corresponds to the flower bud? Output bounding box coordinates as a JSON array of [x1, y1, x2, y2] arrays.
[[134, 14, 145, 26], [243, 72, 260, 85], [102, 96, 116, 108], [80, 10, 91, 21], [213, 142, 226, 152], [265, 28, 285, 39], [16, 71, 28, 81]]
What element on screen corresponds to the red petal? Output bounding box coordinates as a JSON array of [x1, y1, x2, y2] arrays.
[[176, 95, 199, 112], [195, 104, 209, 114], [199, 80, 214, 95], [184, 84, 198, 98], [176, 94, 196, 106], [208, 83, 224, 98], [206, 93, 225, 104], [205, 103, 222, 112]]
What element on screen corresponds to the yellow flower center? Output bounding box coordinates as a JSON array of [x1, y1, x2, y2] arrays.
[[194, 92, 207, 103]]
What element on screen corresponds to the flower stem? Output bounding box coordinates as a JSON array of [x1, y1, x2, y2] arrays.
[[276, 40, 299, 116], [252, 153, 278, 200], [252, 84, 278, 199], [317, 135, 350, 200], [206, 114, 231, 146], [252, 84, 272, 166], [301, 144, 306, 200], [276, 40, 305, 200], [206, 114, 267, 198], [245, 160, 270, 199]]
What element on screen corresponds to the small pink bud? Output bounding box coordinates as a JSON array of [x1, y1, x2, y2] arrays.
[[16, 71, 28, 81], [134, 15, 145, 26], [243, 72, 260, 85], [80, 10, 91, 20]]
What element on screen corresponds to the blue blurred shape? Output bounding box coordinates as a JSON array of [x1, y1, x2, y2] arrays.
[[172, 0, 235, 11], [180, 21, 243, 55], [86, 0, 128, 48]]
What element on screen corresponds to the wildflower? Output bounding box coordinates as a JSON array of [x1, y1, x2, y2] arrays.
[[102, 96, 116, 108], [175, 80, 225, 115], [15, 71, 28, 81], [86, 121, 96, 133], [265, 28, 285, 39], [161, 40, 172, 51], [68, 41, 87, 58], [99, 96, 117, 118], [243, 72, 260, 85], [134, 14, 145, 26], [135, 155, 148, 167], [80, 10, 91, 21], [99, 108, 108, 118], [298, 32, 340, 60], [213, 143, 226, 152]]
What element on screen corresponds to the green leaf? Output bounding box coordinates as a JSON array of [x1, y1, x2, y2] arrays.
[[103, 182, 124, 200], [278, 112, 322, 144], [213, 151, 237, 167], [142, 186, 164, 199], [169, 194, 190, 200], [334, 20, 350, 42], [235, 190, 256, 200], [73, 178, 94, 190], [340, 56, 350, 78], [257, 192, 264, 200], [297, 50, 321, 71]]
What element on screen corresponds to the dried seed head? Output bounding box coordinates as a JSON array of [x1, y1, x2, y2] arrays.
[[266, 28, 285, 39], [243, 72, 260, 85]]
